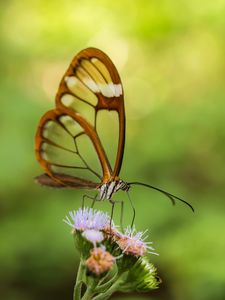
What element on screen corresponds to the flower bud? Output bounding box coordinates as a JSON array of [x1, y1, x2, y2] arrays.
[[85, 247, 115, 276]]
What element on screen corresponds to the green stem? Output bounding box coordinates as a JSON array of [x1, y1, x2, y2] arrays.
[[81, 287, 94, 300], [92, 274, 125, 300], [97, 267, 116, 286], [95, 272, 118, 293], [73, 261, 85, 300], [81, 279, 97, 300]]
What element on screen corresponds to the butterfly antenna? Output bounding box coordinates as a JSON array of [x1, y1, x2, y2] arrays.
[[128, 181, 194, 212]]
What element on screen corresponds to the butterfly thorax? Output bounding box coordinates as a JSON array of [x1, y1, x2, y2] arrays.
[[99, 180, 130, 200]]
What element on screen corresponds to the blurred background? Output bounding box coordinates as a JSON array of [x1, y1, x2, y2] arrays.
[[1, 0, 225, 299]]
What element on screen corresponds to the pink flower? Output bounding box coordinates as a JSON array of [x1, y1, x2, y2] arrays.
[[116, 226, 158, 257]]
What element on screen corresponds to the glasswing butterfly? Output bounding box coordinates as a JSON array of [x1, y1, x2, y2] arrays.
[[35, 48, 193, 219]]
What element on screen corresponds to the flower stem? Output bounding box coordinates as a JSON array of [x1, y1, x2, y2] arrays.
[[92, 274, 125, 300], [95, 272, 118, 293], [73, 261, 85, 300], [81, 279, 97, 300]]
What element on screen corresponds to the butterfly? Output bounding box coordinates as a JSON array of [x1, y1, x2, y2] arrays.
[[35, 47, 193, 212]]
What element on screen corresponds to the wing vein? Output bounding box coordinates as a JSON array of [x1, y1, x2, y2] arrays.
[[42, 138, 77, 154], [74, 138, 101, 180], [51, 163, 88, 169]]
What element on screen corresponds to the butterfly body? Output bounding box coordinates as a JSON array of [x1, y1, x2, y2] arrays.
[[99, 180, 130, 200], [35, 173, 129, 200]]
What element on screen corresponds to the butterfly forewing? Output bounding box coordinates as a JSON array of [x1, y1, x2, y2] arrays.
[[35, 48, 125, 189], [56, 48, 125, 177]]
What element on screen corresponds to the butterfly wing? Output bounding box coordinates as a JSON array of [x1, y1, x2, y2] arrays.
[[34, 173, 98, 189], [55, 48, 125, 179], [35, 107, 113, 188], [35, 48, 125, 188]]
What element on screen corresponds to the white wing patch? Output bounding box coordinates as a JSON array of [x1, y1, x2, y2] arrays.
[[90, 57, 123, 98], [76, 66, 100, 93], [114, 84, 122, 97], [61, 94, 77, 107], [64, 57, 123, 101], [64, 76, 98, 106], [98, 83, 114, 98]]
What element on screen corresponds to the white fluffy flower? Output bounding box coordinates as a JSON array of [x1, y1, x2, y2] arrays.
[[63, 207, 111, 231]]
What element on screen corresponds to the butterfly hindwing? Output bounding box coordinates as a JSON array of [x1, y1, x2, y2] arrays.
[[35, 108, 113, 187]]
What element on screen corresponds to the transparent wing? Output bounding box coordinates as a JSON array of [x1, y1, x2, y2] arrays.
[[35, 109, 112, 188], [55, 48, 125, 179]]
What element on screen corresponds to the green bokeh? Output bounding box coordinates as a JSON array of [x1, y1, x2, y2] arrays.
[[1, 0, 225, 299]]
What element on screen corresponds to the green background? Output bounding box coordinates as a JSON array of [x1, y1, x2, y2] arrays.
[[1, 0, 225, 299]]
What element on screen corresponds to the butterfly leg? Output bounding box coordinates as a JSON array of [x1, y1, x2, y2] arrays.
[[109, 199, 124, 232], [109, 200, 115, 230], [127, 192, 136, 229], [91, 193, 99, 208], [82, 193, 98, 210]]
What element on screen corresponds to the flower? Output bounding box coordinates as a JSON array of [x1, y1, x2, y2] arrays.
[[64, 207, 160, 298], [116, 226, 158, 257], [82, 229, 104, 246], [85, 247, 115, 275], [63, 207, 111, 231]]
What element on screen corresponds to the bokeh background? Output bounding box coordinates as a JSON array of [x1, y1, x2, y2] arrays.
[[1, 0, 225, 299]]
